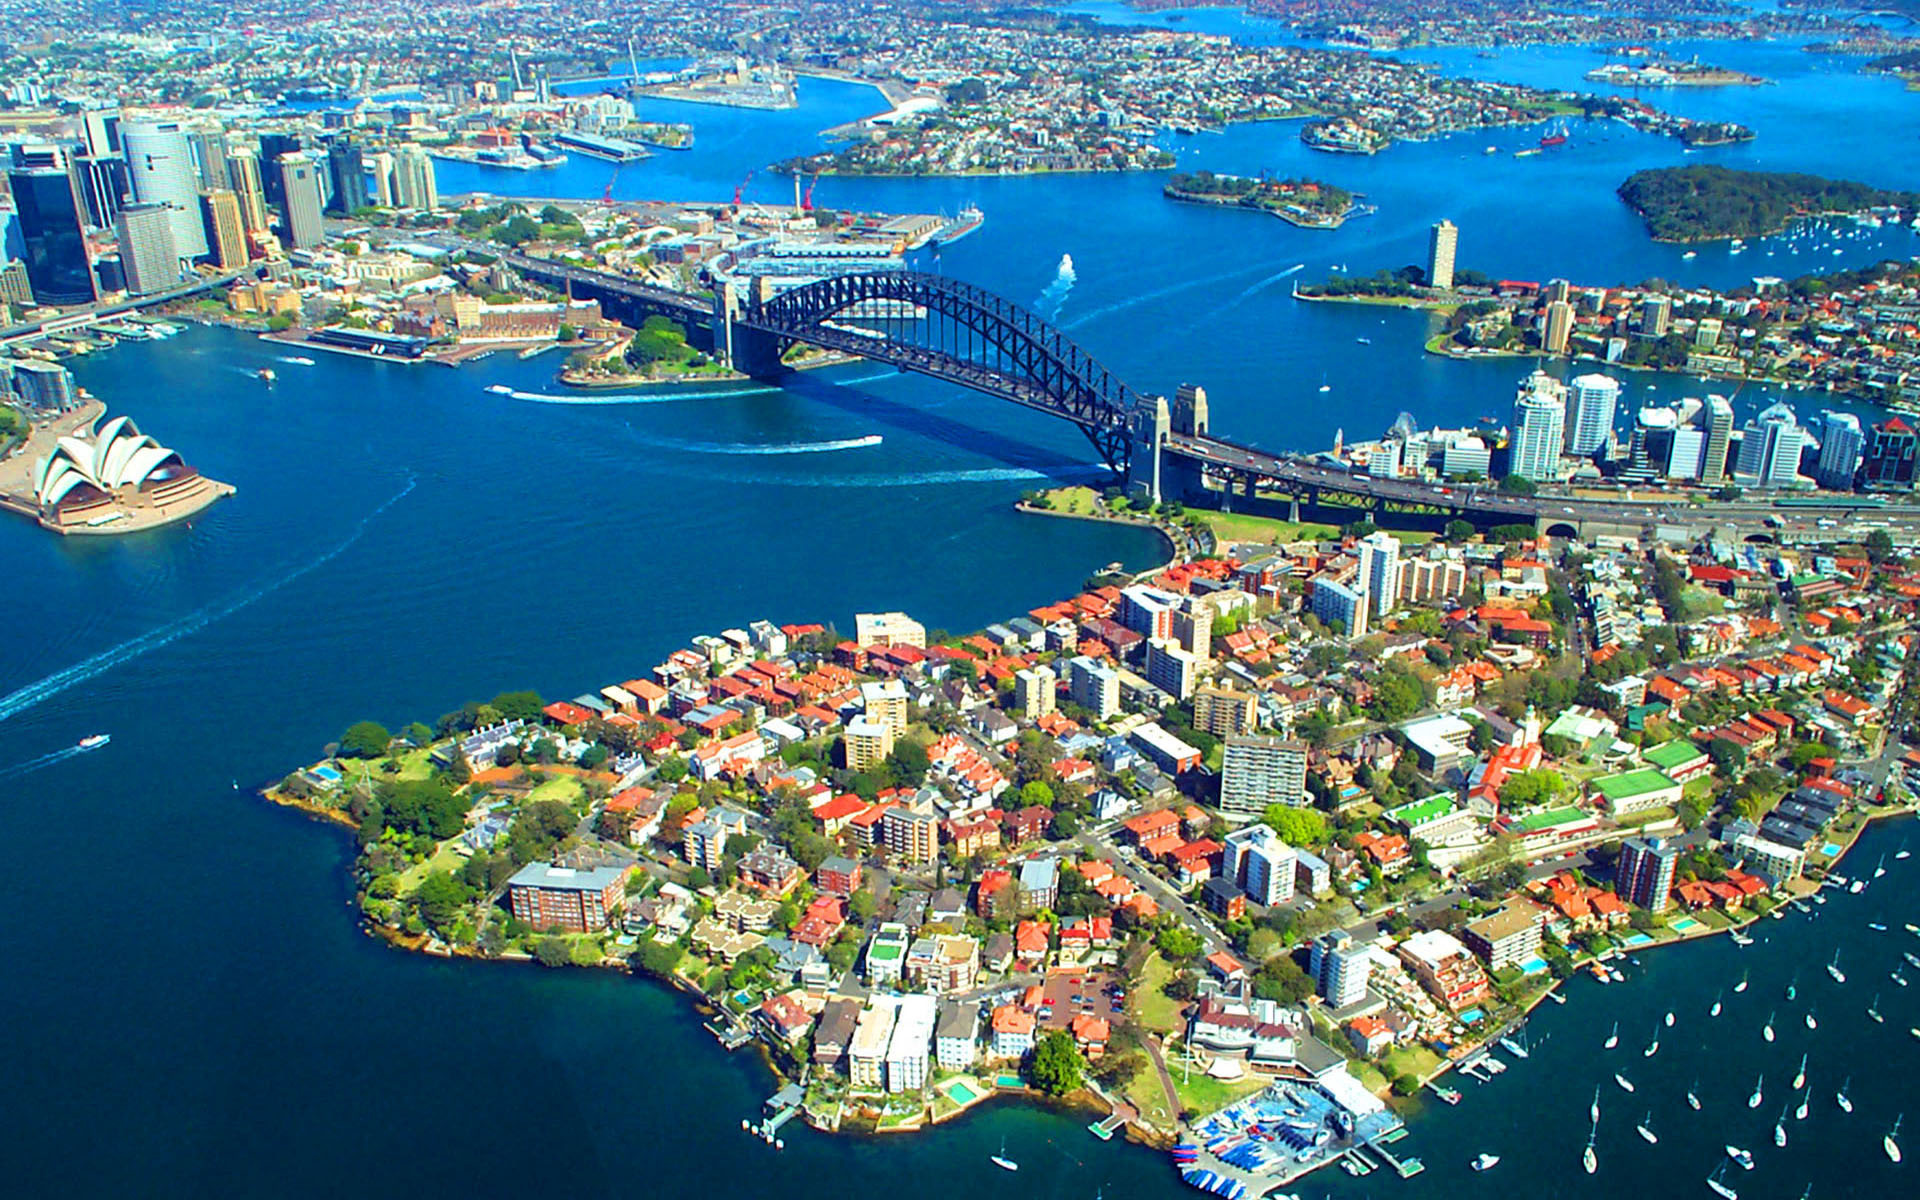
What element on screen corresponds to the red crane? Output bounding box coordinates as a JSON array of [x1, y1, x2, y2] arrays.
[[800, 174, 818, 211], [602, 162, 622, 205], [732, 168, 754, 209]]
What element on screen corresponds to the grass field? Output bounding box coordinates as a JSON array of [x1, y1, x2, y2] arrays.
[[1170, 1059, 1271, 1116], [1135, 953, 1186, 1035], [1198, 511, 1340, 547], [1038, 486, 1098, 515], [1380, 1044, 1443, 1084], [1125, 1064, 1176, 1128]]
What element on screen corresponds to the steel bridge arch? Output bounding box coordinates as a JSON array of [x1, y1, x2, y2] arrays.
[[743, 271, 1141, 472]]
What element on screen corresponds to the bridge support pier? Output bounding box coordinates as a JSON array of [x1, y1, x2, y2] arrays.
[[1288, 494, 1301, 524]]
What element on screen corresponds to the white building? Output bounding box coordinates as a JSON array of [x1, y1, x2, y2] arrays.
[[120, 119, 209, 260], [1219, 735, 1307, 816], [1068, 655, 1120, 720], [1357, 531, 1402, 617], [885, 993, 938, 1093], [1222, 823, 1297, 904], [1510, 371, 1566, 482], [1566, 373, 1619, 457]]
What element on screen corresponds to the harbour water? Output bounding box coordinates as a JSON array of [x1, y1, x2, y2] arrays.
[[2, 19, 1919, 1198]]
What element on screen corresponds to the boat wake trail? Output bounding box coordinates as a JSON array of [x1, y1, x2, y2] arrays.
[[1035, 254, 1077, 320], [507, 385, 775, 405], [0, 745, 86, 781], [637, 433, 885, 456], [1059, 258, 1275, 332], [0, 475, 418, 726], [1225, 262, 1306, 305]]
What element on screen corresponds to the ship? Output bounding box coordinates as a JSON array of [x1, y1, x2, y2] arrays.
[[1540, 120, 1571, 148], [258, 368, 277, 383], [930, 205, 985, 248], [77, 734, 110, 750]]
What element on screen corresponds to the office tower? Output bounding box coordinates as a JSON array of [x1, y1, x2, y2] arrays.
[[115, 201, 180, 295], [1427, 219, 1457, 290], [1311, 930, 1372, 1007], [1733, 401, 1808, 488], [201, 189, 247, 269], [393, 144, 438, 211], [72, 151, 126, 229], [1012, 665, 1056, 719], [7, 164, 96, 304], [1617, 837, 1679, 913], [1219, 735, 1308, 817], [1701, 394, 1735, 484], [1066, 655, 1119, 721], [276, 153, 325, 249], [1357, 530, 1402, 611], [1624, 405, 1678, 483], [257, 133, 302, 207], [189, 128, 229, 191], [1222, 824, 1296, 905], [1864, 417, 1919, 490], [325, 141, 367, 214], [1565, 373, 1619, 456], [1693, 317, 1722, 349], [1542, 299, 1575, 353], [1311, 577, 1368, 638], [80, 109, 121, 157], [1510, 370, 1566, 482], [368, 150, 396, 207], [1814, 410, 1864, 492], [1641, 295, 1671, 337], [120, 120, 210, 261], [224, 150, 271, 235], [1667, 421, 1706, 480]]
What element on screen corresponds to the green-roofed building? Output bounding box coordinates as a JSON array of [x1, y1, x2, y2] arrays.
[[1642, 739, 1710, 784], [1385, 795, 1478, 843], [1591, 766, 1682, 816]]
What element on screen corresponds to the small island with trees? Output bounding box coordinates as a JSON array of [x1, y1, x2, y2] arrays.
[[1616, 164, 1920, 243], [1163, 171, 1368, 229]]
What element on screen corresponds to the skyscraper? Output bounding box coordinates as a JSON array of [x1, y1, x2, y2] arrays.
[[120, 120, 210, 260], [73, 152, 126, 229], [1617, 837, 1679, 913], [1701, 394, 1735, 485], [368, 150, 396, 207], [1510, 370, 1566, 482], [276, 153, 325, 250], [80, 109, 121, 157], [257, 133, 302, 206], [1864, 417, 1919, 490], [1734, 402, 1809, 488], [1542, 299, 1575, 354], [7, 164, 96, 304], [1310, 577, 1368, 639], [1814, 410, 1864, 492], [115, 201, 180, 295], [325, 141, 368, 214], [393, 144, 438, 212], [1219, 736, 1308, 817], [1565, 373, 1619, 456], [1357, 530, 1402, 611], [1641, 295, 1671, 337], [189, 127, 230, 191], [201, 189, 248, 270], [1310, 930, 1372, 1007], [224, 149, 271, 235], [1427, 219, 1457, 290]]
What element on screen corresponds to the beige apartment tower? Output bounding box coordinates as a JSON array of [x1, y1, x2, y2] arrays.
[[1427, 219, 1457, 291]]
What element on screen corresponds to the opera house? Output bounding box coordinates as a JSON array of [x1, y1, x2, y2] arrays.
[[5, 412, 233, 534]]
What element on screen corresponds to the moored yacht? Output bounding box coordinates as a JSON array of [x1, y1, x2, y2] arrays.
[[1796, 1085, 1810, 1121], [1887, 1114, 1904, 1163], [1710, 993, 1723, 1018], [1604, 1021, 1619, 1050], [1637, 1111, 1657, 1144], [1838, 1077, 1854, 1113], [1688, 1078, 1703, 1110], [1706, 1162, 1739, 1200], [1472, 1153, 1500, 1172], [1726, 1145, 1755, 1171], [1734, 970, 1750, 993], [1616, 1073, 1635, 1093], [1793, 1054, 1807, 1091], [1827, 950, 1846, 983], [1749, 1075, 1764, 1109], [1762, 1011, 1775, 1042]]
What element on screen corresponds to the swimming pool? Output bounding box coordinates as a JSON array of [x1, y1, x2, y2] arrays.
[[1670, 917, 1704, 933], [1621, 933, 1654, 948], [945, 1081, 979, 1105], [309, 764, 343, 783]]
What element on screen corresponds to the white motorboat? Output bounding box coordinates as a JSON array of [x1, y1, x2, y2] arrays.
[[1734, 971, 1749, 994], [1472, 1153, 1500, 1172], [1616, 1073, 1636, 1094], [1665, 1011, 1675, 1028], [1850, 880, 1866, 894], [1604, 1022, 1619, 1050], [484, 384, 515, 395], [1805, 1008, 1817, 1031], [1726, 1145, 1755, 1171], [1710, 993, 1723, 1018], [77, 733, 111, 750]]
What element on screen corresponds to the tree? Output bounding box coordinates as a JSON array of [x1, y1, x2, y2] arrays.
[[1391, 1073, 1421, 1097], [1252, 954, 1313, 1004], [1020, 780, 1056, 808], [533, 936, 574, 967], [1867, 529, 1895, 563], [1028, 1030, 1086, 1095], [1262, 804, 1328, 847], [339, 720, 392, 759], [636, 938, 684, 977], [413, 870, 469, 935], [1051, 810, 1081, 839], [403, 721, 434, 749], [848, 888, 878, 924], [1368, 672, 1423, 721], [1155, 925, 1203, 962], [1444, 519, 1478, 543], [1499, 768, 1563, 809], [1498, 474, 1539, 496]]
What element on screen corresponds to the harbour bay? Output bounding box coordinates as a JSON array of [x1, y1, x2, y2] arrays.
[[3, 16, 1920, 1200]]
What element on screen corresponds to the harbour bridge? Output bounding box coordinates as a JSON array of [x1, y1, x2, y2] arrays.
[[501, 252, 1920, 541]]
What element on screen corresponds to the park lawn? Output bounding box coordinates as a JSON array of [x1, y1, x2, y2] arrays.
[[1135, 953, 1186, 1034], [526, 774, 587, 806], [1038, 485, 1098, 515], [1381, 1044, 1443, 1084], [382, 746, 439, 783], [1677, 585, 1727, 620], [1171, 1064, 1270, 1116], [394, 835, 472, 895], [1347, 1059, 1390, 1095], [1125, 1068, 1176, 1129], [1199, 510, 1339, 547]]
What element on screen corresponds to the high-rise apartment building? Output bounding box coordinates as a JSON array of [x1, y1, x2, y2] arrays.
[[1733, 402, 1808, 488], [1865, 417, 1919, 490], [1701, 394, 1735, 485], [1310, 930, 1372, 1007], [1641, 295, 1671, 337], [224, 150, 272, 235], [1067, 655, 1120, 721], [1145, 639, 1199, 701], [120, 120, 210, 260], [1219, 735, 1307, 817], [1222, 824, 1296, 905], [188, 127, 229, 191], [1617, 837, 1679, 913], [1357, 530, 1402, 616], [1542, 299, 1575, 354], [200, 189, 247, 269], [393, 144, 439, 212], [1565, 373, 1619, 457], [1814, 410, 1864, 491], [276, 153, 325, 250], [1012, 665, 1056, 719], [115, 201, 180, 295], [1510, 371, 1566, 482], [1311, 577, 1368, 639], [1427, 219, 1457, 290], [368, 150, 396, 207], [1192, 685, 1257, 738]]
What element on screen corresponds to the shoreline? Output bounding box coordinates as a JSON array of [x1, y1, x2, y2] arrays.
[[1162, 187, 1359, 230]]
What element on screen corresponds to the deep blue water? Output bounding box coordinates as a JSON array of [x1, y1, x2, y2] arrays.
[[3, 25, 1919, 1199]]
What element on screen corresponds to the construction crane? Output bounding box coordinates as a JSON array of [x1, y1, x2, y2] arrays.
[[732, 169, 754, 212], [602, 162, 622, 206], [801, 174, 819, 212]]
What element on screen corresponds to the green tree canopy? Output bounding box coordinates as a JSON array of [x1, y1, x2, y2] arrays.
[[339, 720, 392, 758], [1028, 1030, 1086, 1095], [1262, 805, 1329, 847]]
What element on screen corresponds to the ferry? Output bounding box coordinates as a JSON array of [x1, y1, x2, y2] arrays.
[[1472, 1153, 1500, 1172], [1707, 1162, 1739, 1200], [77, 734, 110, 751]]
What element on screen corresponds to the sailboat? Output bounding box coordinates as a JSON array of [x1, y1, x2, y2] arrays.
[[1796, 1085, 1810, 1121], [1888, 1114, 1904, 1163], [1791, 1054, 1807, 1091], [1499, 1025, 1530, 1059], [1838, 1077, 1854, 1113], [1749, 1075, 1764, 1109], [1735, 970, 1750, 994], [1786, 972, 1798, 1002], [1874, 855, 1887, 880], [1775, 1101, 1790, 1148], [1805, 1007, 1817, 1031], [1637, 1111, 1658, 1144], [1707, 1162, 1740, 1200], [1604, 1022, 1619, 1050], [1616, 1073, 1636, 1093], [1665, 1011, 1675, 1028], [1710, 992, 1723, 1018], [1763, 1011, 1776, 1043], [1827, 950, 1846, 984], [1646, 1019, 1661, 1057], [991, 1138, 1018, 1171], [1584, 1115, 1599, 1175], [1868, 994, 1884, 1023], [1896, 841, 1911, 861], [1688, 1078, 1703, 1110], [1592, 1085, 1602, 1124]]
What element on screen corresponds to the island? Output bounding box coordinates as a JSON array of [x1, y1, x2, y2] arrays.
[[1617, 165, 1920, 242], [1867, 49, 1920, 91], [1585, 54, 1768, 88], [1162, 171, 1367, 229]]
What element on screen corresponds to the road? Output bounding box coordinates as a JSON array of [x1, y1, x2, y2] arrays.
[[1075, 828, 1231, 958]]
